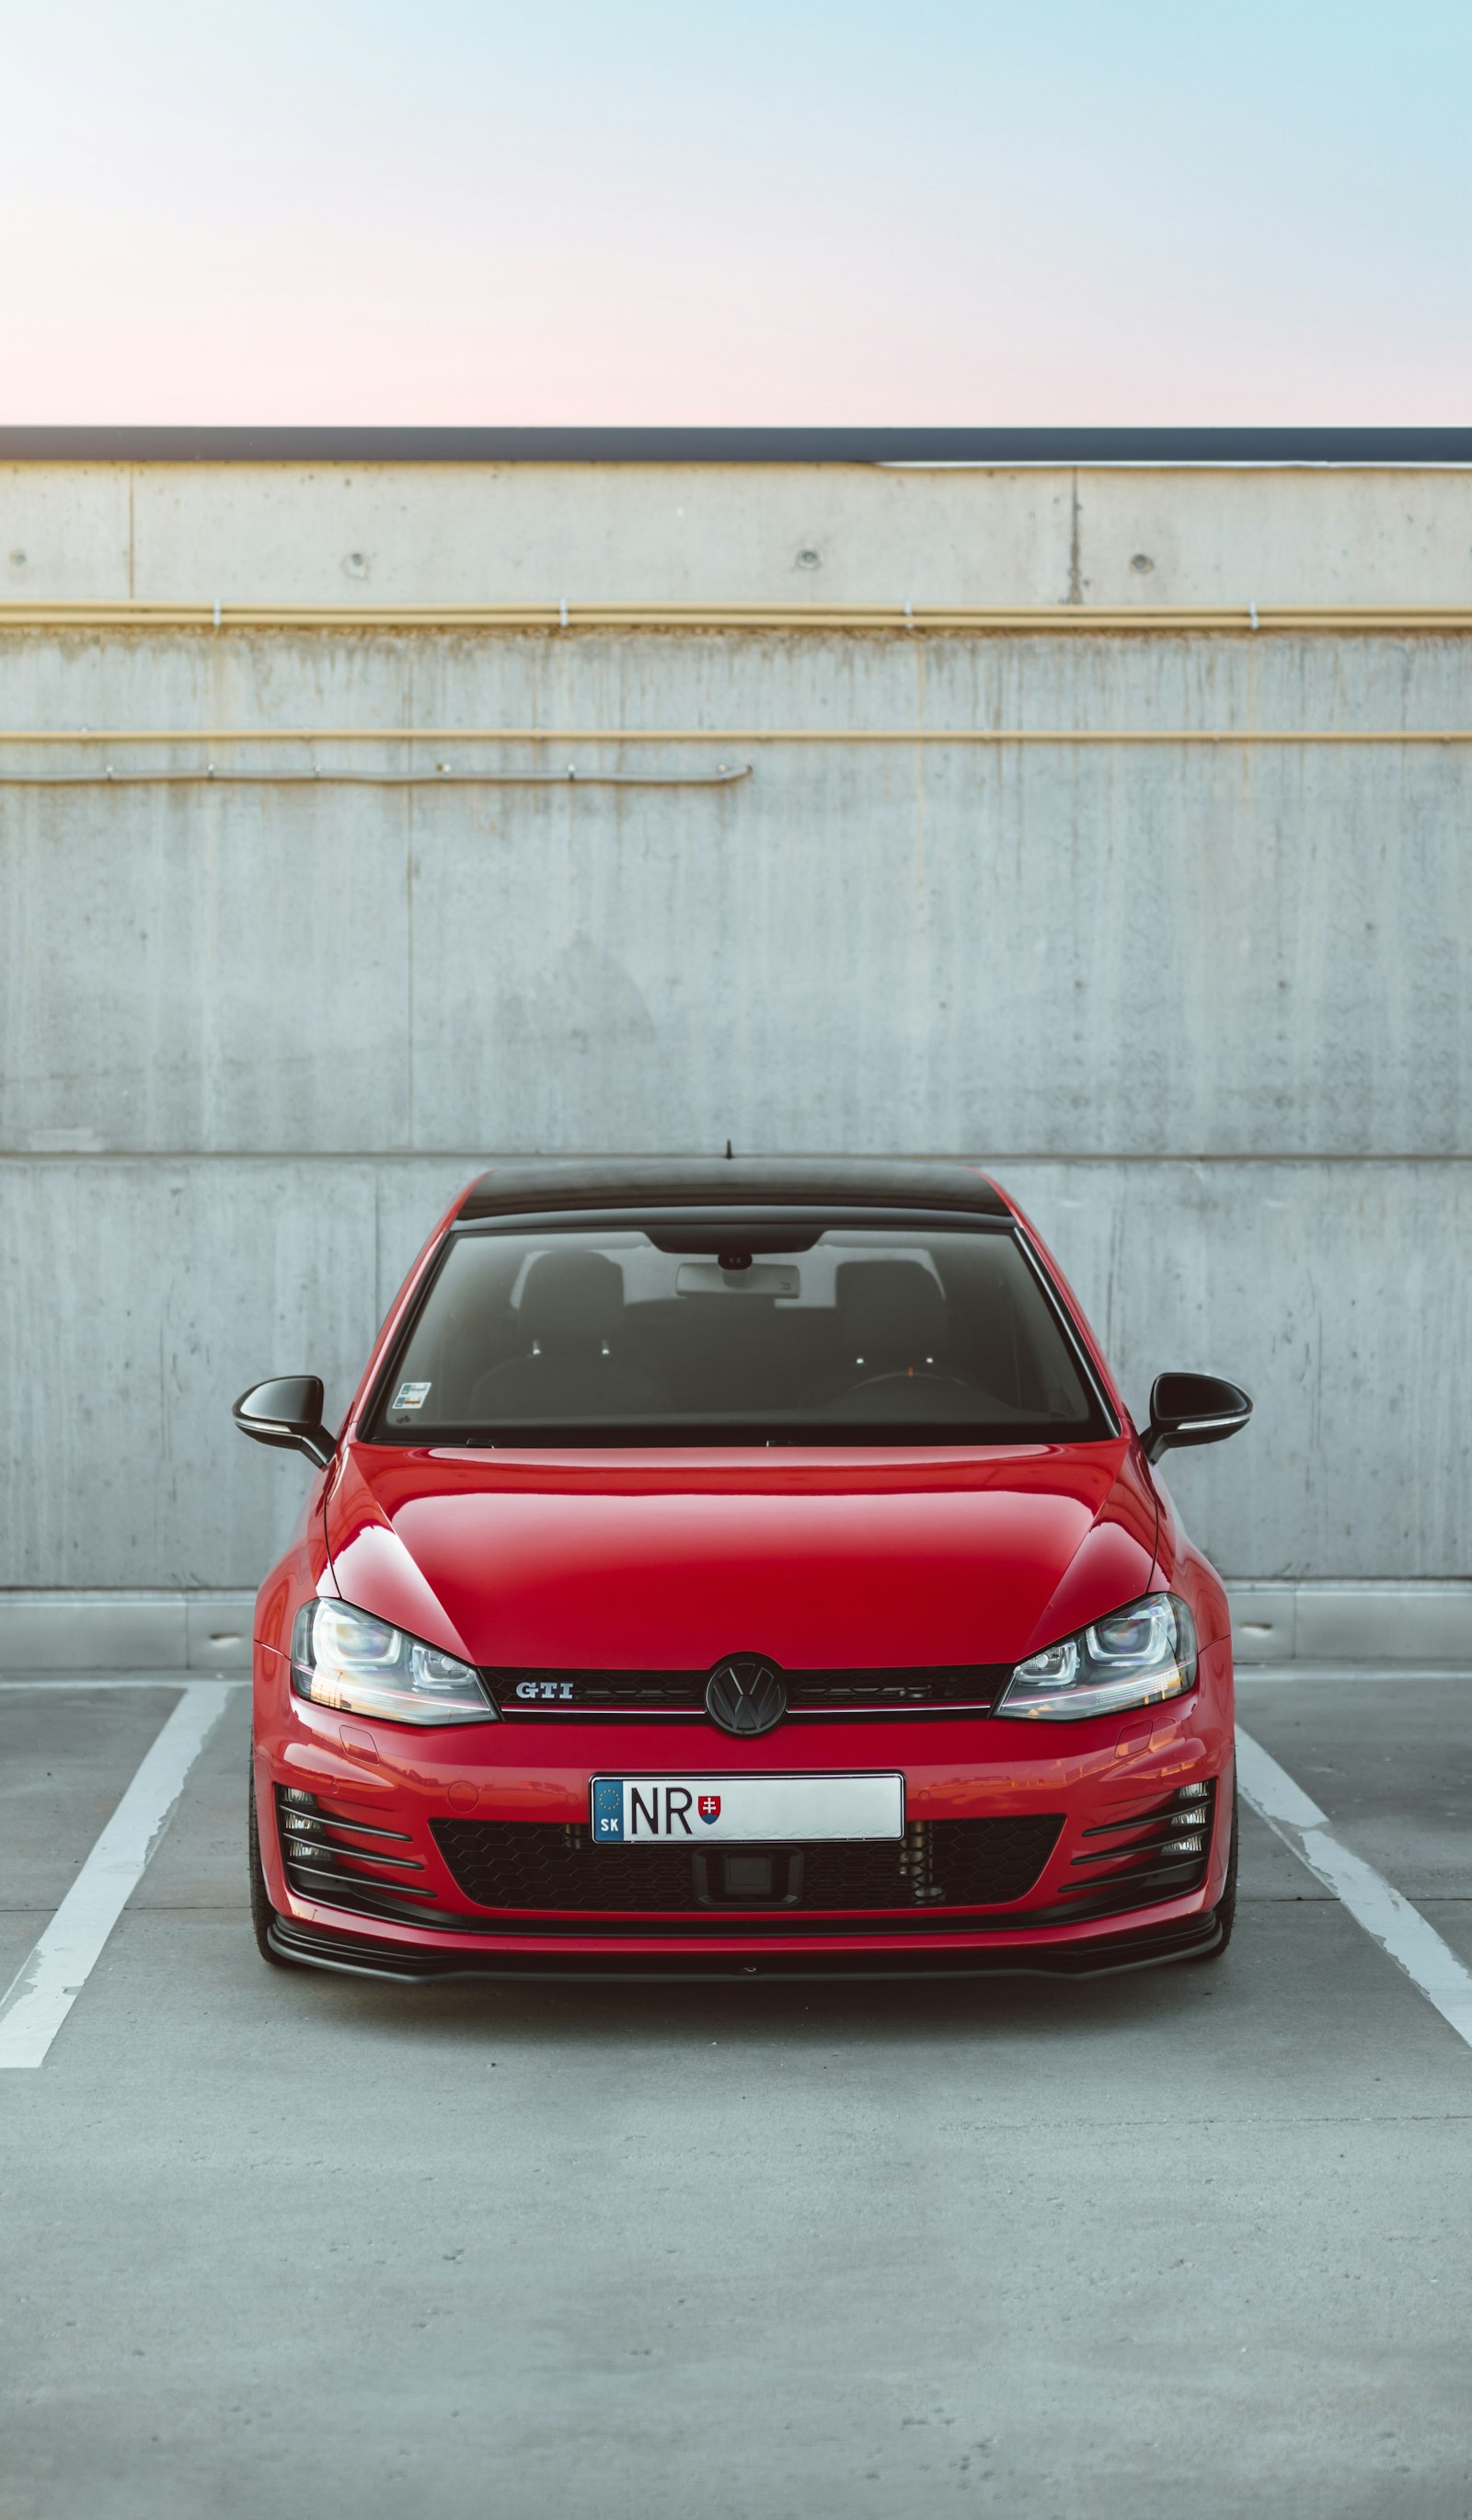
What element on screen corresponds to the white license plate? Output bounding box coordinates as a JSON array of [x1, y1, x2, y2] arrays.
[[590, 1773, 903, 1846]]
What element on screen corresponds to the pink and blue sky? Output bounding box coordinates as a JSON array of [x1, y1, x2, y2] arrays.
[[4, 0, 1468, 421]]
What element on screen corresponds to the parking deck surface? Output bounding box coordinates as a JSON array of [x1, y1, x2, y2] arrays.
[[1, 1669, 1468, 2520]]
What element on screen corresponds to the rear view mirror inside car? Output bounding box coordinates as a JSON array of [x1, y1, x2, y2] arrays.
[[676, 1260, 800, 1299]]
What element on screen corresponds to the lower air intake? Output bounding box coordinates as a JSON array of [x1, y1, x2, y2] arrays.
[[431, 1813, 1064, 1915]]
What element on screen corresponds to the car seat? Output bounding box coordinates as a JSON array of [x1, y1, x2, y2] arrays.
[[466, 1248, 670, 1421], [801, 1260, 950, 1402]]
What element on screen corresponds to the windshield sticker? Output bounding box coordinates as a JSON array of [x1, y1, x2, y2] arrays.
[[393, 1380, 432, 1410]]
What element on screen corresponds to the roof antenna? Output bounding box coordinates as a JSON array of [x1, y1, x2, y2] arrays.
[[725, 1138, 734, 1159]]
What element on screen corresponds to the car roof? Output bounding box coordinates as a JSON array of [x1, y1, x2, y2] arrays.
[[457, 1156, 1010, 1222]]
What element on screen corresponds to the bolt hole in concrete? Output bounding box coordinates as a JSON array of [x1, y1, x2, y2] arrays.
[[795, 547, 822, 569], [342, 551, 370, 579], [1131, 551, 1156, 572]]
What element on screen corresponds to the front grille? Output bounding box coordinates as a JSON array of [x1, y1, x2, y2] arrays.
[[431, 1812, 1063, 1914], [273, 1787, 466, 1930], [1051, 1778, 1218, 1921], [486, 1665, 1006, 1720]]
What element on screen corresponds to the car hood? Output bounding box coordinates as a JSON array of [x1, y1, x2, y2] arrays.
[[324, 1442, 1158, 1672]]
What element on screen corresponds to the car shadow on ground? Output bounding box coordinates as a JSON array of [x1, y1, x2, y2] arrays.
[[268, 1945, 1234, 2054]]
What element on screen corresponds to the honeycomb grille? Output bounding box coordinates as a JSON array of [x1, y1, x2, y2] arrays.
[[431, 1812, 1063, 1914]]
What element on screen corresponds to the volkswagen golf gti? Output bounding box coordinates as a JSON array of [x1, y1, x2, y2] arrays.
[[236, 1158, 1252, 1982]]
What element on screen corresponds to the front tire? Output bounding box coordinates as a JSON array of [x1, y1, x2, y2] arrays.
[[247, 1747, 291, 1966], [1193, 1781, 1238, 1962]]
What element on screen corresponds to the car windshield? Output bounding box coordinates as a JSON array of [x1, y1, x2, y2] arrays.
[[366, 1217, 1112, 1446]]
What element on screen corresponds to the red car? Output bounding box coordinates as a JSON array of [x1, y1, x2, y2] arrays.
[[236, 1160, 1251, 1983]]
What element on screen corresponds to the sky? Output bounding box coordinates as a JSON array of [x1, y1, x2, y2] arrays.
[[2, 0, 1469, 422]]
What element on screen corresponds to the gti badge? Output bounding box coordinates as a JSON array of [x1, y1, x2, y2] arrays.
[[705, 1655, 787, 1736]]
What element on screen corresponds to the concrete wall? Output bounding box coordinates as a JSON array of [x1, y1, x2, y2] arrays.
[[1, 462, 1467, 1597], [6, 456, 1472, 603], [4, 1153, 1467, 1592]]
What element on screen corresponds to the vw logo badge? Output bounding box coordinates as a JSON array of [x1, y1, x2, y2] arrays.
[[705, 1654, 788, 1737]]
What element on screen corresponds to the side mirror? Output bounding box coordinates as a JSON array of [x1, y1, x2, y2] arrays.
[[1142, 1371, 1252, 1466], [233, 1375, 335, 1470]]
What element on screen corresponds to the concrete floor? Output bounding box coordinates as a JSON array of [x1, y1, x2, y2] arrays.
[[1, 1673, 1468, 2520]]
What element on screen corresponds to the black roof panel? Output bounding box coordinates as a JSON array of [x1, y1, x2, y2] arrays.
[[457, 1156, 1009, 1222]]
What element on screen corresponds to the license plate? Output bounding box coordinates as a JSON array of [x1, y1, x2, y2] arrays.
[[590, 1773, 903, 1845]]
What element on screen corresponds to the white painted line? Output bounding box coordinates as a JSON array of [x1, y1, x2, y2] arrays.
[[0, 1675, 241, 1692], [1236, 1727, 1472, 2053], [0, 1683, 233, 2069], [1237, 1665, 1472, 1686]]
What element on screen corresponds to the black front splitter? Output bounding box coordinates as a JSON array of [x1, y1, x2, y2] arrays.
[[267, 1907, 1223, 1984]]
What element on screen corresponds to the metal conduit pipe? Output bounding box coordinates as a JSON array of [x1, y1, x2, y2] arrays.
[[0, 765, 752, 788]]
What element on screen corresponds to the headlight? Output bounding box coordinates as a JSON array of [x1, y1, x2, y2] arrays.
[[290, 1599, 497, 1727], [997, 1592, 1197, 1722]]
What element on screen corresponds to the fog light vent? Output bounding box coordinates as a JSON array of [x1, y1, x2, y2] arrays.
[[272, 1784, 439, 1920], [1064, 1778, 1218, 1917]]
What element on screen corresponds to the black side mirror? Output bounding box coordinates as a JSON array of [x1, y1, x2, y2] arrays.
[[233, 1375, 335, 1470], [1142, 1372, 1252, 1465]]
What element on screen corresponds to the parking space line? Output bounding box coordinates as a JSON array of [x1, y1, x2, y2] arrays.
[[1237, 1664, 1472, 1686], [1236, 1726, 1472, 2053], [0, 1676, 242, 1691], [0, 1682, 237, 2070]]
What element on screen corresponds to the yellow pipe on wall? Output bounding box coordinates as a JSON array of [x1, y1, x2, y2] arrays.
[[1, 601, 1471, 634]]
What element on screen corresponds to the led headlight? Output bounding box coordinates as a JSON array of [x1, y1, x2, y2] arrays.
[[290, 1599, 497, 1727], [997, 1592, 1197, 1722]]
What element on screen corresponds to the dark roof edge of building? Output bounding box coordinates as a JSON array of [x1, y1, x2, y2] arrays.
[[1, 426, 1469, 466]]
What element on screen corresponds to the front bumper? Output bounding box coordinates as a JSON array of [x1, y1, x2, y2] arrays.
[[253, 1637, 1235, 1981]]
